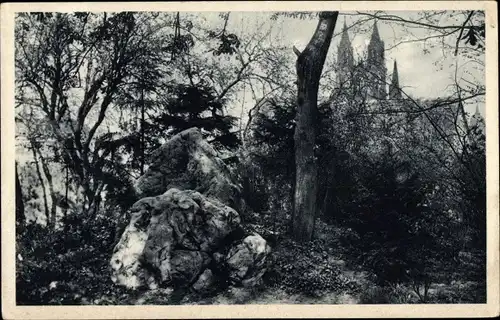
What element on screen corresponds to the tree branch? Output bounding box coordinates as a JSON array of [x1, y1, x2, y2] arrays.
[[454, 11, 475, 56]]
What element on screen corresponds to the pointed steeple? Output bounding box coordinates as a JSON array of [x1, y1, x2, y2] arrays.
[[339, 18, 352, 50], [367, 20, 387, 100], [474, 105, 480, 116], [341, 18, 349, 39], [371, 20, 381, 42], [368, 20, 384, 56], [389, 60, 402, 99], [469, 105, 484, 129], [336, 16, 354, 90], [339, 17, 352, 51]]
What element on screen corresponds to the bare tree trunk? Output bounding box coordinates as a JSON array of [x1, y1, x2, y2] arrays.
[[15, 162, 25, 227], [321, 186, 331, 218], [87, 181, 105, 220], [39, 152, 57, 230], [29, 141, 50, 224], [292, 12, 338, 242], [140, 86, 145, 176], [63, 165, 69, 231]]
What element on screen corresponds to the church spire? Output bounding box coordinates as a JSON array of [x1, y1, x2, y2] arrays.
[[371, 20, 381, 42], [336, 16, 354, 90], [367, 20, 387, 100], [342, 17, 348, 37], [368, 20, 384, 61], [469, 105, 484, 132], [389, 60, 402, 99], [338, 17, 353, 56]]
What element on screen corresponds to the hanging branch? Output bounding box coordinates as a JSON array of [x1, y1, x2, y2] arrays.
[[454, 11, 475, 56]]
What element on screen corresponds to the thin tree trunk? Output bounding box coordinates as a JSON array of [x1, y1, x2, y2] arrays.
[[140, 86, 145, 175], [29, 141, 50, 225], [88, 181, 105, 220], [15, 162, 25, 227], [288, 158, 296, 233], [39, 152, 57, 230], [321, 186, 331, 218], [292, 12, 338, 242], [64, 165, 69, 231]]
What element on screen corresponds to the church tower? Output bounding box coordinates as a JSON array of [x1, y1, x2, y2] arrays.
[[469, 105, 485, 131], [366, 21, 387, 100], [389, 60, 402, 100], [336, 19, 355, 91]]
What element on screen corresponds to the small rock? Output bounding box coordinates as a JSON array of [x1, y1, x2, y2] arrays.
[[192, 269, 216, 293], [169, 250, 211, 285], [226, 234, 271, 287]]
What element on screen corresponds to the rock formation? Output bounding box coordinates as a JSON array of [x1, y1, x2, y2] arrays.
[[135, 128, 241, 210], [110, 128, 270, 293]]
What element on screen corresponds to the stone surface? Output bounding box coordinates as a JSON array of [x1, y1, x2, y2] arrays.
[[135, 128, 241, 209], [110, 210, 151, 289], [110, 188, 242, 289], [111, 128, 270, 293], [226, 234, 271, 287], [170, 250, 211, 285], [192, 269, 216, 293]]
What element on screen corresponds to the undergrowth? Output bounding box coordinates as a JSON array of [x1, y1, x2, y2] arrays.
[[16, 209, 486, 305]]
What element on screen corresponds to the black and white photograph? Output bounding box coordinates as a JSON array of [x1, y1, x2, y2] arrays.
[[2, 1, 499, 318]]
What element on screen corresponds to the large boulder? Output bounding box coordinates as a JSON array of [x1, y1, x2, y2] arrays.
[[110, 188, 242, 289], [135, 128, 241, 209], [111, 128, 270, 293]]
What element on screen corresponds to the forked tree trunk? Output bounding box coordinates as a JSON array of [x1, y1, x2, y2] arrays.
[[292, 12, 338, 242]]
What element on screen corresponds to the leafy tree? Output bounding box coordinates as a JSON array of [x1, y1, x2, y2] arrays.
[[459, 117, 486, 248], [246, 95, 296, 213], [15, 12, 172, 216], [345, 145, 458, 302], [151, 83, 240, 151]]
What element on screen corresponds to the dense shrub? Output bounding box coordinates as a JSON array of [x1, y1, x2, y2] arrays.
[[264, 238, 359, 297], [340, 151, 461, 299], [16, 212, 129, 305], [244, 96, 296, 214]]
